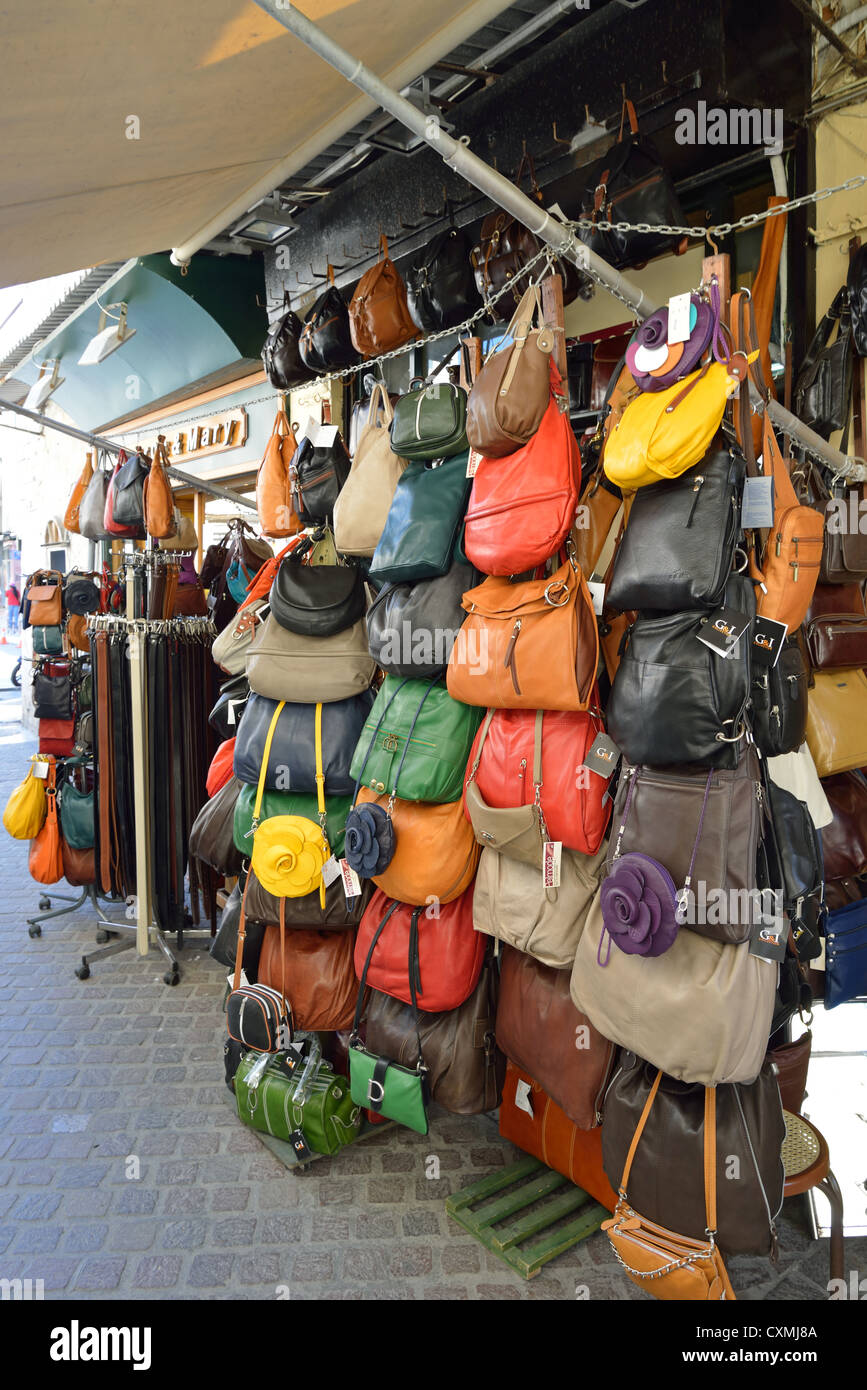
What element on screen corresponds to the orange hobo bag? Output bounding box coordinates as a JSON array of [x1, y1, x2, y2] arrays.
[[29, 760, 64, 885], [256, 409, 302, 539], [64, 452, 94, 535], [143, 437, 177, 540], [348, 235, 419, 359], [354, 788, 479, 906]]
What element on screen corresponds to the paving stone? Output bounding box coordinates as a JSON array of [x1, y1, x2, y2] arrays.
[[11, 1224, 63, 1253], [12, 1193, 62, 1221], [390, 1244, 433, 1277], [56, 1162, 109, 1189], [187, 1254, 235, 1288], [236, 1253, 284, 1286], [114, 1188, 159, 1215], [73, 1256, 127, 1290], [162, 1188, 208, 1216], [292, 1251, 334, 1282], [356, 1213, 397, 1240], [441, 1244, 482, 1275], [311, 1212, 351, 1242], [368, 1176, 407, 1203], [63, 1224, 109, 1254], [132, 1255, 184, 1290], [156, 1160, 199, 1186], [259, 1215, 302, 1244], [108, 1221, 157, 1252], [211, 1217, 258, 1247], [210, 1186, 251, 1213], [402, 1209, 443, 1237], [161, 1219, 209, 1250]]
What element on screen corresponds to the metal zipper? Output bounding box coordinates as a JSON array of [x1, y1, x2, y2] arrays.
[[733, 1084, 782, 1250], [518, 757, 527, 802], [503, 619, 522, 695], [685, 475, 705, 528]]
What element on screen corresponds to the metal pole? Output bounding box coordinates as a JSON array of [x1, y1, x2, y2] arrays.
[[253, 0, 867, 483], [125, 574, 152, 957]]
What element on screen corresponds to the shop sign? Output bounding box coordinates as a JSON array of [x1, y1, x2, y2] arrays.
[[158, 408, 247, 461]]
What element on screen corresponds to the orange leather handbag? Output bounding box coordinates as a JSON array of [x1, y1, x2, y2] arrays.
[[348, 235, 419, 359], [748, 411, 824, 631], [28, 760, 64, 886], [206, 739, 236, 799], [143, 436, 177, 540], [256, 409, 302, 539], [354, 787, 479, 905], [63, 452, 94, 535]]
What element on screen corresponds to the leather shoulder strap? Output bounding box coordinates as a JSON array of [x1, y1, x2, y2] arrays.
[[618, 1067, 662, 1197], [704, 1085, 718, 1237], [253, 700, 285, 827]]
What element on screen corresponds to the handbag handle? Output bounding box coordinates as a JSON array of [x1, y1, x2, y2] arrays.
[[617, 1068, 718, 1241], [314, 702, 328, 910], [618, 96, 639, 141], [366, 382, 394, 429], [251, 700, 285, 835], [351, 899, 402, 1039]]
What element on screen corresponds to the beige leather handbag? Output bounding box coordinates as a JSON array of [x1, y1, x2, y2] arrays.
[[473, 842, 607, 969], [571, 897, 776, 1086], [333, 385, 408, 556], [212, 600, 267, 676], [246, 612, 375, 704], [159, 510, 198, 552], [805, 668, 867, 777]]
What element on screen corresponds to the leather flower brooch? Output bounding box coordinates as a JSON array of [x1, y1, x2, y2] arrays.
[[344, 803, 395, 878], [598, 852, 680, 963]]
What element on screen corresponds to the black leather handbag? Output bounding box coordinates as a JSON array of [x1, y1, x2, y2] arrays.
[[607, 574, 755, 768], [794, 286, 854, 440], [366, 561, 477, 678], [848, 243, 867, 357], [749, 636, 808, 756], [406, 215, 479, 333], [762, 775, 825, 962], [270, 553, 367, 636], [210, 880, 267, 975], [208, 673, 250, 741], [233, 689, 375, 794], [33, 671, 74, 720], [299, 285, 360, 372], [261, 293, 314, 390], [607, 437, 743, 613], [289, 433, 351, 526], [110, 451, 149, 528], [62, 574, 101, 616], [189, 775, 245, 876]]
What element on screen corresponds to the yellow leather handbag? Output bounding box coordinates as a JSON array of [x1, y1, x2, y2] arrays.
[[805, 669, 867, 778], [3, 755, 49, 840], [249, 702, 330, 906]]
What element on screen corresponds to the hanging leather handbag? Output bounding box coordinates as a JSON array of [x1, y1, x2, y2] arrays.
[[573, 471, 626, 578], [233, 689, 372, 796], [447, 545, 599, 712], [465, 284, 555, 459], [607, 438, 743, 613], [234, 787, 351, 859], [355, 888, 483, 1013], [38, 719, 76, 757], [58, 758, 94, 850], [256, 408, 301, 540], [28, 760, 64, 886], [33, 670, 73, 720], [364, 953, 504, 1115], [348, 234, 419, 358], [261, 292, 314, 390], [63, 574, 101, 616], [289, 430, 351, 527], [256, 920, 358, 1031], [108, 449, 149, 530], [389, 381, 469, 462], [768, 1030, 812, 1114], [171, 581, 208, 618], [464, 369, 581, 576], [206, 738, 236, 798], [793, 285, 854, 439], [350, 675, 482, 806], [848, 244, 867, 355], [246, 612, 375, 704], [142, 437, 177, 540], [824, 899, 867, 1008], [208, 673, 250, 741], [32, 627, 64, 656], [236, 1047, 362, 1154], [473, 842, 607, 967], [804, 583, 867, 669], [369, 452, 473, 585], [65, 615, 89, 653], [61, 841, 95, 887], [25, 571, 63, 627], [406, 217, 479, 334], [607, 573, 754, 769], [299, 281, 360, 372], [805, 668, 867, 776], [212, 600, 268, 675], [575, 97, 689, 270], [77, 462, 112, 541], [353, 786, 479, 905], [188, 775, 245, 876], [821, 771, 867, 884], [349, 924, 430, 1136], [499, 1063, 618, 1211], [603, 1053, 785, 1259], [211, 883, 266, 974], [761, 776, 824, 961], [3, 754, 48, 840], [333, 385, 409, 557], [159, 511, 198, 553], [744, 417, 825, 631], [269, 551, 367, 637], [64, 452, 94, 534], [495, 946, 615, 1129], [804, 467, 867, 583], [464, 704, 611, 858], [226, 884, 293, 1053], [366, 561, 475, 678], [749, 636, 808, 757], [243, 864, 368, 931]]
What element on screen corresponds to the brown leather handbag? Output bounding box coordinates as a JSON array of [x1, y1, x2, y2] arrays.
[[63, 452, 94, 535], [66, 614, 90, 652], [256, 408, 301, 539], [25, 570, 63, 627], [188, 776, 244, 876], [768, 1030, 811, 1114], [61, 841, 96, 887], [573, 473, 624, 579], [804, 583, 867, 670], [143, 437, 177, 541], [256, 916, 358, 1032], [354, 787, 480, 905], [820, 770, 867, 882], [803, 463, 867, 584], [465, 285, 554, 458], [244, 867, 371, 932], [348, 235, 419, 359], [364, 955, 504, 1115], [446, 543, 599, 711], [805, 668, 867, 776], [495, 946, 615, 1130]]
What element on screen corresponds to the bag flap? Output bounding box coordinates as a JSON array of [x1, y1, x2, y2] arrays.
[[461, 563, 576, 620]]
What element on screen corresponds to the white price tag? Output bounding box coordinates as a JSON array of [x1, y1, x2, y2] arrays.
[[339, 859, 362, 899], [466, 448, 484, 478], [515, 1079, 535, 1117], [667, 292, 692, 345], [321, 855, 342, 887], [227, 969, 250, 989], [32, 760, 51, 780], [305, 420, 338, 448], [543, 840, 562, 890], [587, 580, 606, 616]]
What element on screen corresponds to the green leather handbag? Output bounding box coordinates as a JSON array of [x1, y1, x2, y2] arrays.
[[33, 626, 64, 656], [369, 452, 473, 585], [233, 785, 351, 856], [389, 382, 469, 461], [235, 1052, 362, 1156], [349, 674, 481, 805], [59, 759, 94, 850]]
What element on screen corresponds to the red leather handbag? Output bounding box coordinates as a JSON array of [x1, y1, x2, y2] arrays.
[[463, 364, 580, 576], [240, 536, 304, 609], [463, 700, 611, 854], [38, 719, 76, 757], [354, 886, 484, 1013], [206, 738, 236, 798], [103, 450, 143, 539]]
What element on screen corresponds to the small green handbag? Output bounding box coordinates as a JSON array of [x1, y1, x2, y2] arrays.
[[59, 758, 94, 850], [389, 382, 469, 462], [369, 452, 473, 586], [235, 1052, 362, 1155], [233, 785, 351, 856], [349, 674, 481, 805], [33, 626, 64, 656]]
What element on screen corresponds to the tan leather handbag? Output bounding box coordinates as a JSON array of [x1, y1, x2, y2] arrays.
[[158, 511, 198, 552], [349, 235, 419, 359], [143, 436, 177, 540], [355, 787, 479, 905], [332, 385, 408, 556], [805, 668, 867, 776], [256, 919, 358, 1032], [24, 570, 63, 626], [63, 452, 94, 535], [256, 408, 301, 539], [212, 600, 267, 675], [473, 842, 607, 968], [465, 285, 553, 459], [571, 896, 776, 1086], [246, 613, 375, 704]]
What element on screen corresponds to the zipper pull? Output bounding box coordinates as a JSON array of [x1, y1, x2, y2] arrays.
[[775, 533, 783, 556], [787, 674, 800, 700], [755, 782, 763, 806], [685, 475, 704, 527], [504, 619, 523, 695], [771, 705, 781, 729], [792, 559, 799, 582]]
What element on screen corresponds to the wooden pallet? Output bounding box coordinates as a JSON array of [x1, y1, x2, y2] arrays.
[[446, 1156, 607, 1279]]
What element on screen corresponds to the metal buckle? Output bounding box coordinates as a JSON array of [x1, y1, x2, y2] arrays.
[[383, 732, 399, 752], [367, 1079, 385, 1104], [544, 580, 570, 608]]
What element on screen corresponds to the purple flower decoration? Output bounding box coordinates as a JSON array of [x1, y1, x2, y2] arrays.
[[344, 803, 395, 878], [599, 852, 679, 961]]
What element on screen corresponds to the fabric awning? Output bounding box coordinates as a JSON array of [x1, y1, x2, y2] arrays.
[[0, 0, 511, 288]]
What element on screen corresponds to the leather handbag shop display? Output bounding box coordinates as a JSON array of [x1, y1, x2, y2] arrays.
[[466, 285, 554, 459], [256, 924, 358, 1032], [235, 1049, 362, 1155], [269, 551, 367, 637], [206, 739, 236, 798], [353, 787, 480, 905], [261, 292, 314, 391], [349, 234, 419, 358], [793, 285, 854, 439], [25, 570, 63, 627], [256, 408, 302, 539], [389, 381, 469, 462], [607, 573, 755, 769], [107, 449, 149, 531], [463, 368, 581, 576], [63, 451, 94, 534], [289, 428, 351, 527], [606, 438, 743, 613], [447, 545, 599, 712], [233, 690, 373, 795], [246, 613, 375, 705], [28, 759, 64, 886], [188, 775, 244, 877], [472, 841, 607, 968], [368, 451, 473, 585], [824, 899, 867, 1009], [804, 583, 867, 669], [805, 668, 867, 776], [3, 754, 48, 840], [332, 385, 408, 556], [349, 675, 482, 806], [212, 600, 268, 676], [601, 1073, 736, 1301], [571, 895, 777, 1086], [142, 437, 177, 540], [603, 1053, 785, 1258], [299, 280, 360, 372], [355, 890, 484, 1014], [233, 786, 351, 860], [495, 946, 615, 1129], [366, 561, 475, 679], [750, 636, 808, 757], [364, 955, 504, 1116], [405, 208, 479, 333], [77, 461, 112, 541], [243, 865, 369, 932]]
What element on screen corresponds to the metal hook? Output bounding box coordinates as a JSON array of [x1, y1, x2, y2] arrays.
[[705, 227, 719, 256], [552, 121, 572, 147]]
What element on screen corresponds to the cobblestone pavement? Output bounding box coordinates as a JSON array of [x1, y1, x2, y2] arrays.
[[0, 724, 863, 1302]]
